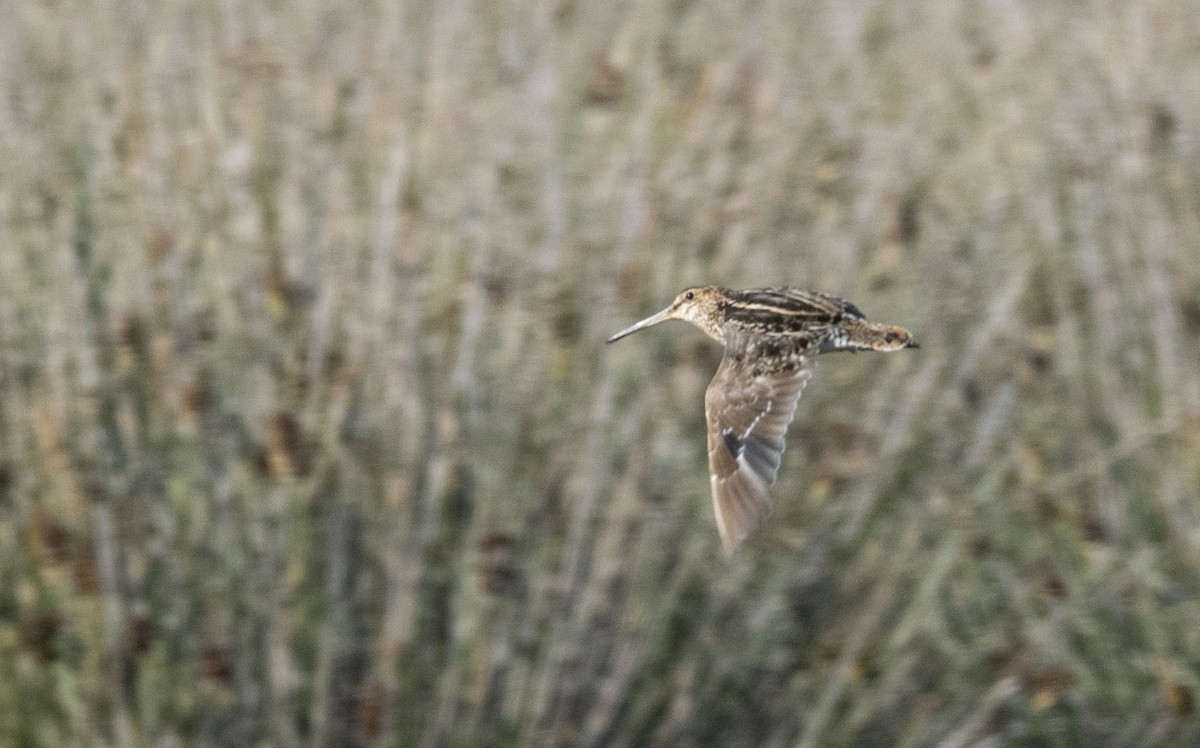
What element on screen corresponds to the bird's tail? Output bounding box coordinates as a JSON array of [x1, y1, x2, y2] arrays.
[[820, 320, 918, 353]]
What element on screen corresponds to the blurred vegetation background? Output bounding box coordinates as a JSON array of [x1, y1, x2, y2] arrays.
[[3, 0, 1200, 745]]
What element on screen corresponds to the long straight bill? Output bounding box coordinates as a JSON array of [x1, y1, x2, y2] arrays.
[[606, 306, 674, 343]]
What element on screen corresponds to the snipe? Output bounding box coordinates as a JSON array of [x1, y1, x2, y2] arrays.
[[608, 286, 918, 554]]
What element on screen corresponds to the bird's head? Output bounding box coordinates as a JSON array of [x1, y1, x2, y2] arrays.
[[607, 286, 725, 343]]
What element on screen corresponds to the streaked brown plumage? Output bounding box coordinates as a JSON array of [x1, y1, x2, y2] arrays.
[[607, 286, 918, 554]]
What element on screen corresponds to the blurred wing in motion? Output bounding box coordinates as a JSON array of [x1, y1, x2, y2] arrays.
[[704, 329, 814, 554]]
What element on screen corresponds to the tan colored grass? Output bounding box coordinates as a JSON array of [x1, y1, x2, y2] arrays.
[[2, 0, 1200, 744]]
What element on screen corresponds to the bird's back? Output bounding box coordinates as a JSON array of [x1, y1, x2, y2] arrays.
[[716, 287, 865, 340]]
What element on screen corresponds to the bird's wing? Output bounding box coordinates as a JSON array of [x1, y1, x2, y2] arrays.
[[705, 329, 814, 554]]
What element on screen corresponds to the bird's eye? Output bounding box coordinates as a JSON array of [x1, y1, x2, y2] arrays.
[[685, 291, 694, 301]]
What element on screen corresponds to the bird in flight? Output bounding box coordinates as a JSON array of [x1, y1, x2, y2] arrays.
[[607, 286, 918, 554]]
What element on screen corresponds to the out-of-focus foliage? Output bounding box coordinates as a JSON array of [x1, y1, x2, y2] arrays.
[[2, 0, 1200, 745]]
